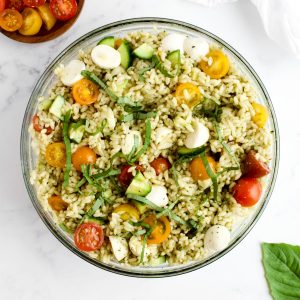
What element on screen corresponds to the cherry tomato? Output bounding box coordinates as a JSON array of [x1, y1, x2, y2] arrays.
[[19, 7, 42, 36], [49, 0, 77, 21], [190, 156, 217, 181], [150, 157, 171, 175], [200, 49, 230, 79], [252, 102, 268, 128], [144, 214, 171, 245], [37, 3, 56, 31], [175, 82, 202, 108], [74, 222, 104, 252], [72, 78, 100, 106], [117, 164, 145, 186], [24, 0, 45, 7], [45, 142, 66, 168], [113, 204, 140, 221], [32, 114, 53, 135], [0, 8, 23, 31], [6, 0, 25, 11], [232, 178, 262, 207], [243, 150, 270, 178], [48, 195, 68, 212], [72, 146, 97, 172], [0, 0, 5, 13]]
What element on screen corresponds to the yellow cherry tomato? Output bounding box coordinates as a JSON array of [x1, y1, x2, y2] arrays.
[[200, 49, 230, 79], [48, 195, 68, 212], [19, 8, 42, 36], [190, 156, 217, 181], [37, 3, 57, 31], [113, 204, 140, 221], [252, 102, 268, 128], [45, 142, 66, 168], [144, 214, 171, 245], [175, 82, 202, 108]]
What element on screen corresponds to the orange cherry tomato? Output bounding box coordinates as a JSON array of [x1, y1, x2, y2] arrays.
[[190, 156, 217, 181], [48, 195, 68, 212], [32, 114, 53, 135], [72, 146, 97, 172], [0, 0, 5, 13], [150, 157, 171, 175], [72, 78, 100, 105], [45, 142, 66, 168], [175, 82, 202, 108], [0, 8, 23, 32], [200, 49, 230, 79], [113, 204, 140, 221], [115, 38, 123, 49], [74, 222, 104, 252], [232, 177, 262, 207], [144, 214, 171, 245]]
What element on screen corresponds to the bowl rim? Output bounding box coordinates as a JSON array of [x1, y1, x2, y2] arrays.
[[20, 17, 280, 278]]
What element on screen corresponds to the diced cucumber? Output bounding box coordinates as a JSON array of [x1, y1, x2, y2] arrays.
[[49, 95, 65, 120], [125, 172, 151, 196], [131, 200, 148, 214], [69, 120, 85, 143], [178, 146, 205, 156], [149, 256, 166, 266], [118, 40, 132, 69], [133, 43, 154, 60], [39, 99, 53, 111], [166, 50, 181, 74], [84, 216, 106, 225], [97, 36, 115, 48]]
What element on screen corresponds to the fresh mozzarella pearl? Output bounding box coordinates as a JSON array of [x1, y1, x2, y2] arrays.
[[121, 130, 142, 155], [99, 106, 116, 131], [204, 225, 230, 253], [161, 33, 186, 53], [183, 37, 210, 61], [109, 236, 128, 261], [91, 45, 121, 69], [146, 185, 168, 207], [184, 120, 210, 149], [129, 236, 151, 257], [155, 127, 173, 149], [60, 60, 85, 86]]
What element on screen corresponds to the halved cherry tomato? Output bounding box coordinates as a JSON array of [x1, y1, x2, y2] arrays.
[[37, 3, 56, 31], [48, 195, 68, 212], [74, 222, 104, 252], [243, 150, 270, 178], [115, 38, 123, 49], [232, 177, 262, 207], [49, 0, 77, 21], [24, 0, 45, 7], [150, 157, 171, 175], [200, 49, 230, 79], [117, 164, 145, 186], [72, 78, 100, 106], [190, 156, 217, 181], [113, 204, 140, 221], [144, 214, 171, 245], [19, 7, 42, 36], [72, 146, 97, 172], [252, 102, 268, 128], [32, 114, 53, 135], [45, 142, 66, 168], [6, 0, 25, 11], [0, 0, 5, 13], [0, 8, 23, 31], [175, 82, 202, 108]]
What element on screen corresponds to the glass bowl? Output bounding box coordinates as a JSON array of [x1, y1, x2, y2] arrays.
[[20, 18, 279, 277]]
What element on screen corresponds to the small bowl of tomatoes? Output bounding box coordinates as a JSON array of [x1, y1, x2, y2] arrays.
[[0, 0, 84, 43]]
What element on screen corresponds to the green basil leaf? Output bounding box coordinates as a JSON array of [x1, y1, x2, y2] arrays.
[[262, 243, 300, 300]]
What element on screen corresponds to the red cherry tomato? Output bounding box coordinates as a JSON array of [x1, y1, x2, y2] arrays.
[[243, 150, 270, 178], [49, 0, 77, 21], [74, 222, 104, 252], [6, 0, 25, 11], [0, 0, 5, 13], [24, 0, 46, 7], [150, 157, 171, 175], [232, 178, 262, 207], [32, 114, 53, 135], [117, 164, 145, 186]]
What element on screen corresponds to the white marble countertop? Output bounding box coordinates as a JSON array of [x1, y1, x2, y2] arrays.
[[1, 0, 300, 299]]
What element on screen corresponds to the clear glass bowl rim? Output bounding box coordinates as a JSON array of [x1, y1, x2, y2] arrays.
[[20, 17, 280, 278]]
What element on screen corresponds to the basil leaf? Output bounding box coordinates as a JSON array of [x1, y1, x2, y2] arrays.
[[262, 243, 300, 300]]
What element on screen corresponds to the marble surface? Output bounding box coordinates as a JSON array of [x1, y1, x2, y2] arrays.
[[1, 0, 300, 299]]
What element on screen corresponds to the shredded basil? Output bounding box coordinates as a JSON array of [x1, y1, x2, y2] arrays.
[[121, 111, 157, 122], [152, 55, 175, 78], [140, 229, 153, 264], [93, 168, 121, 180], [86, 196, 105, 217], [86, 119, 107, 136], [127, 193, 163, 211], [138, 60, 156, 81], [63, 110, 72, 188], [75, 177, 87, 193], [81, 165, 102, 191], [117, 97, 143, 113], [127, 134, 139, 163], [59, 223, 73, 233]]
